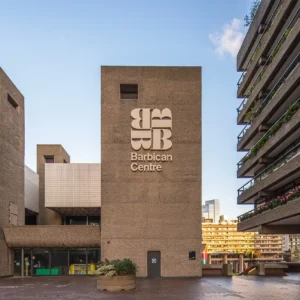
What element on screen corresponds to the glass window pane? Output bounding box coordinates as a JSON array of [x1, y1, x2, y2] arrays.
[[14, 249, 22, 276], [87, 248, 100, 275], [69, 248, 87, 275], [32, 249, 50, 275], [51, 249, 68, 276], [24, 249, 32, 276], [88, 216, 100, 225], [66, 216, 87, 225]]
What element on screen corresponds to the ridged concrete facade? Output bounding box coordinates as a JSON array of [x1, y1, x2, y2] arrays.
[[25, 165, 39, 213], [45, 163, 101, 215], [0, 68, 25, 277], [101, 66, 203, 277], [236, 0, 300, 233]]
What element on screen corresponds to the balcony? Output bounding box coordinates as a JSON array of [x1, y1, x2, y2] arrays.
[[237, 58, 300, 152], [237, 14, 300, 125], [237, 0, 274, 71], [237, 195, 300, 234], [237, 0, 295, 98], [237, 141, 300, 204], [237, 99, 300, 177]]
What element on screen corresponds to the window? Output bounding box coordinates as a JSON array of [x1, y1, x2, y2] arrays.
[[66, 216, 87, 225], [44, 155, 54, 163], [7, 93, 18, 109], [189, 251, 196, 260], [88, 216, 100, 225], [63, 159, 68, 163], [120, 84, 138, 99]]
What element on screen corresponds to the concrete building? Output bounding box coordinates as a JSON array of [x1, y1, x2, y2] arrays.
[[24, 166, 39, 225], [202, 220, 283, 272], [0, 68, 25, 277], [0, 66, 203, 278], [236, 0, 300, 234], [202, 199, 220, 223], [282, 234, 300, 261], [101, 66, 203, 277]]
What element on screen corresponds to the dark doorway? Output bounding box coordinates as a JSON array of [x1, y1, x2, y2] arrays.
[[147, 251, 161, 278]]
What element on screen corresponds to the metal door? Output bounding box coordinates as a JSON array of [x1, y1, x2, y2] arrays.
[[147, 251, 161, 278]]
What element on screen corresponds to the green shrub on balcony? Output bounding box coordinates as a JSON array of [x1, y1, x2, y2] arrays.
[[241, 100, 300, 165], [239, 185, 300, 222]]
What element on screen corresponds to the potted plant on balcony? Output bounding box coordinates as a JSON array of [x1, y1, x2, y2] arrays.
[[95, 258, 137, 292]]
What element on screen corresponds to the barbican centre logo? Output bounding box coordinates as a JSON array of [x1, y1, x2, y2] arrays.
[[130, 108, 173, 172]]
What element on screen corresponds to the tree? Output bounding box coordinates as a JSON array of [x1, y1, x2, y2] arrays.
[[292, 249, 300, 262], [244, 0, 261, 27]]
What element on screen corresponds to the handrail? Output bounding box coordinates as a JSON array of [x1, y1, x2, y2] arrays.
[[237, 0, 283, 87], [238, 140, 300, 195], [237, 54, 300, 143], [237, 97, 300, 169], [237, 8, 299, 116]]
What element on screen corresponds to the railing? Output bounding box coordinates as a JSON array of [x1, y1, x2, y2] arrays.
[[237, 8, 299, 117], [237, 0, 283, 88], [238, 184, 300, 222], [237, 97, 300, 169], [238, 141, 300, 196], [237, 55, 300, 143]]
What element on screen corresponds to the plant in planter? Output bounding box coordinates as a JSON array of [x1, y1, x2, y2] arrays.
[[95, 259, 137, 292]]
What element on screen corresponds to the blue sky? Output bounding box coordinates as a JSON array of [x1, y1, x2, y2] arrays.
[[0, 0, 254, 219]]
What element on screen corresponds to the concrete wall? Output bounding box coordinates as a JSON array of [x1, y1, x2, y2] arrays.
[[45, 163, 101, 208], [0, 68, 25, 277], [25, 166, 39, 213], [101, 66, 203, 277], [37, 145, 70, 225]]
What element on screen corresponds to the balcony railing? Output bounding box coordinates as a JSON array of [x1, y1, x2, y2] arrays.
[[237, 0, 283, 88], [238, 184, 300, 222], [237, 98, 300, 169], [237, 8, 299, 117], [238, 141, 300, 196], [237, 56, 300, 143]]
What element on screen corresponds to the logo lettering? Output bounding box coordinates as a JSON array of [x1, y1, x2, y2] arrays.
[[131, 108, 172, 150]]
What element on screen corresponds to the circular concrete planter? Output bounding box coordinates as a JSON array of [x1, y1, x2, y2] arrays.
[[97, 275, 136, 291]]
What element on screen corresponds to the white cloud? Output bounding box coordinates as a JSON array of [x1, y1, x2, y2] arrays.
[[209, 18, 245, 58]]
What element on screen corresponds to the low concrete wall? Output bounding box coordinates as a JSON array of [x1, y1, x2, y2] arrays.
[[202, 264, 223, 276], [265, 264, 288, 276]]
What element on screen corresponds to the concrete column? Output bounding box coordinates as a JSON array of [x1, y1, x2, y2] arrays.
[[257, 263, 265, 276], [208, 254, 212, 264], [223, 254, 228, 264], [21, 249, 24, 277], [234, 262, 239, 273], [239, 254, 244, 273]]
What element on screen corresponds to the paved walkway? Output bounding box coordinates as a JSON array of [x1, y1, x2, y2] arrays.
[[0, 275, 299, 300]]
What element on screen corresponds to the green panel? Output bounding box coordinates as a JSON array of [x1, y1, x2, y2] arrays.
[[36, 268, 51, 275]]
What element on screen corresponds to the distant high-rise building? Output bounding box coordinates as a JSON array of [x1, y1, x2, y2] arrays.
[[202, 200, 220, 223], [282, 234, 300, 262]]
